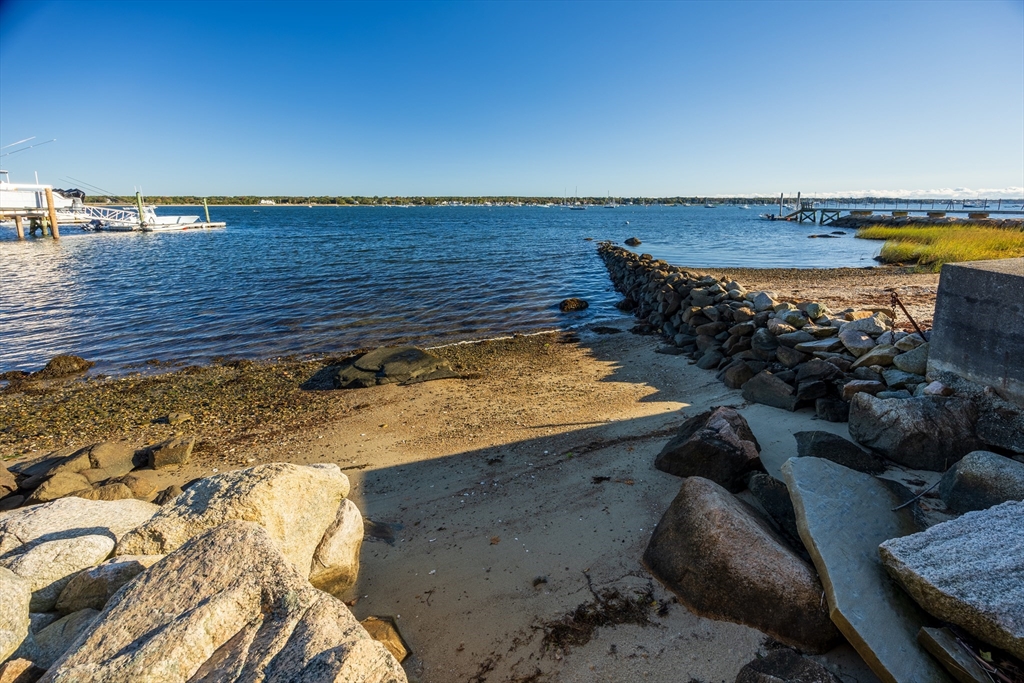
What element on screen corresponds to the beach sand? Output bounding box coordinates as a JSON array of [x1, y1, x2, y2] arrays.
[[1, 266, 939, 682]]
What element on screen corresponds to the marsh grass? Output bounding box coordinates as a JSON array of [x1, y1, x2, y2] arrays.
[[857, 223, 1024, 271]]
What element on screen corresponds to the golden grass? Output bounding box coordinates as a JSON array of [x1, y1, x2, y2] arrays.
[[857, 224, 1024, 272]]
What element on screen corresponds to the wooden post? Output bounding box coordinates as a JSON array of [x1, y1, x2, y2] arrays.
[[203, 198, 210, 223], [45, 188, 60, 239], [779, 192, 783, 216], [14, 216, 24, 239], [135, 191, 146, 229]]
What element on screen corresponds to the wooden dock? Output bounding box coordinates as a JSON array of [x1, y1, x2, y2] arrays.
[[784, 206, 1023, 225]]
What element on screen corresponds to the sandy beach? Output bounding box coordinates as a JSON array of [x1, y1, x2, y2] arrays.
[[0, 266, 941, 682]]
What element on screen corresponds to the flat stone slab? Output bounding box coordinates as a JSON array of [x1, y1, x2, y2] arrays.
[[917, 627, 991, 683], [782, 457, 953, 683], [880, 501, 1024, 660]]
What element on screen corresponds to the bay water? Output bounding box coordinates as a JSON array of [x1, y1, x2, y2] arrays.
[[0, 205, 883, 373]]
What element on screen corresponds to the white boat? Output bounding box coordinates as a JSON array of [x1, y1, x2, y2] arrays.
[[97, 205, 200, 232], [739, 205, 750, 210]]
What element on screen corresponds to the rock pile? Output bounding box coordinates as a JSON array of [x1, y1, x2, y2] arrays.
[[0, 463, 403, 681], [598, 243, 1022, 467], [0, 438, 192, 512]]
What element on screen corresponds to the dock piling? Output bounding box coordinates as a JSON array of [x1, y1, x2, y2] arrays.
[[203, 198, 210, 223], [44, 187, 60, 239]]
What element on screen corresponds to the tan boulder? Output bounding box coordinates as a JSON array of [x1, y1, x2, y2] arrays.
[[33, 608, 100, 668], [310, 499, 363, 595], [42, 521, 405, 682], [116, 470, 162, 499], [0, 535, 115, 611], [0, 658, 45, 683], [0, 567, 32, 662], [73, 483, 134, 502], [116, 463, 349, 576], [360, 616, 410, 663], [0, 497, 159, 556], [24, 472, 91, 505], [55, 555, 163, 614], [148, 435, 195, 470]]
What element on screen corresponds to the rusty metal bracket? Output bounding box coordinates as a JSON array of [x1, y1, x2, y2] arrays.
[[890, 291, 928, 341]]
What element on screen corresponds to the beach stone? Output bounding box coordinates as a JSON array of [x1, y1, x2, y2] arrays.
[[23, 472, 91, 505], [795, 358, 842, 384], [782, 457, 952, 683], [937, 450, 1024, 514], [0, 658, 44, 683], [643, 477, 839, 653], [779, 309, 806, 328], [804, 303, 829, 320], [877, 390, 912, 400], [0, 497, 159, 558], [148, 435, 195, 470], [558, 297, 588, 312], [309, 499, 363, 596], [917, 627, 992, 683], [722, 361, 755, 389], [815, 398, 849, 422], [34, 355, 93, 378], [879, 501, 1024, 660], [1, 535, 114, 612], [742, 371, 798, 411], [850, 344, 899, 370], [696, 350, 724, 370], [895, 333, 926, 351], [839, 327, 876, 357], [653, 407, 762, 492], [892, 342, 929, 376], [775, 345, 808, 368], [165, 411, 193, 426], [0, 568, 32, 662], [803, 324, 838, 339], [116, 462, 349, 576], [0, 464, 15, 497], [333, 346, 459, 388], [795, 380, 827, 402], [848, 394, 982, 471], [729, 321, 755, 337], [154, 484, 183, 505], [841, 379, 886, 401], [767, 319, 796, 337], [793, 431, 886, 475], [43, 521, 406, 683], [882, 368, 923, 390], [624, 236, 641, 246], [751, 292, 777, 312], [116, 470, 162, 499], [923, 380, 954, 396], [750, 329, 779, 361], [746, 472, 801, 548], [793, 338, 844, 354], [73, 483, 134, 502], [841, 313, 893, 336], [777, 331, 816, 347], [734, 648, 840, 683], [33, 608, 99, 668], [360, 616, 410, 663], [0, 495, 26, 512], [55, 555, 163, 614]]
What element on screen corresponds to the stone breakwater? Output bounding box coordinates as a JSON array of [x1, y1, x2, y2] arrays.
[[830, 215, 1024, 229]]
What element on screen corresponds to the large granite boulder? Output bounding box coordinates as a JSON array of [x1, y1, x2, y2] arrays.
[[782, 457, 953, 683], [55, 555, 164, 614], [0, 497, 159, 558], [331, 346, 459, 389], [848, 394, 983, 471], [41, 521, 406, 682], [0, 535, 114, 612], [309, 499, 363, 596], [33, 608, 100, 668], [0, 567, 31, 662], [734, 648, 840, 683], [879, 501, 1024, 660], [937, 450, 1024, 514], [793, 431, 886, 475], [116, 463, 349, 576], [642, 477, 839, 653], [653, 407, 763, 492]]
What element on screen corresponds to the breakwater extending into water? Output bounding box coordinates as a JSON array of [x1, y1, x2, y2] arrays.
[[1, 206, 883, 374]]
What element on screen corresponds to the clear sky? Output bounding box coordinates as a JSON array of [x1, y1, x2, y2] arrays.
[[1, 0, 1022, 197]]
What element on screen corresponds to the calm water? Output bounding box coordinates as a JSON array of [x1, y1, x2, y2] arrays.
[[0, 205, 883, 373]]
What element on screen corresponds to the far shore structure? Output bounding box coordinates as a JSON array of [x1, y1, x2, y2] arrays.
[[1, 241, 1022, 682]]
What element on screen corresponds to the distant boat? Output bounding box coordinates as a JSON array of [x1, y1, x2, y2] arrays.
[[759, 213, 778, 221], [704, 202, 716, 208], [739, 205, 750, 210], [604, 193, 617, 209]]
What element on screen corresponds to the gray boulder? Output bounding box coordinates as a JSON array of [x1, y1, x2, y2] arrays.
[[839, 327, 876, 357], [879, 501, 1024, 660], [938, 450, 1024, 514], [331, 346, 459, 388], [892, 342, 929, 376], [116, 463, 349, 577], [0, 535, 114, 612], [742, 371, 798, 411], [654, 407, 763, 492], [55, 555, 164, 614], [41, 521, 406, 682], [848, 394, 983, 471], [841, 313, 893, 336], [746, 473, 802, 551], [793, 431, 886, 475], [643, 477, 839, 653], [850, 344, 899, 370], [782, 457, 953, 683]]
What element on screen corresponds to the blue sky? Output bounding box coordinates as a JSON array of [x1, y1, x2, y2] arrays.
[[1, 0, 1022, 197]]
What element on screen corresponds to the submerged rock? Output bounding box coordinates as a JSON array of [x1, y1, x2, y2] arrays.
[[558, 297, 589, 312], [34, 355, 94, 379]]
